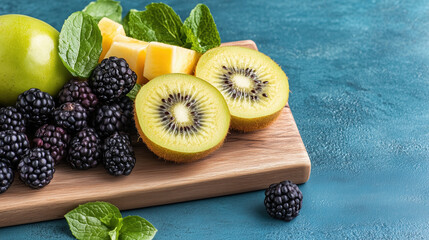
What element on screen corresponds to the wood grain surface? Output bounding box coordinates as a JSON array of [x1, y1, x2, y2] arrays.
[[0, 40, 310, 227]]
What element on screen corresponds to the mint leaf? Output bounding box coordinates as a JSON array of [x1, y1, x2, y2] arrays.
[[124, 3, 184, 46], [126, 83, 141, 101], [182, 4, 221, 53], [83, 0, 122, 23], [119, 216, 157, 240], [64, 202, 122, 240], [59, 11, 102, 78]]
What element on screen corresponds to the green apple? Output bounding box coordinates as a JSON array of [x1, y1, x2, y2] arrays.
[[0, 14, 71, 106]]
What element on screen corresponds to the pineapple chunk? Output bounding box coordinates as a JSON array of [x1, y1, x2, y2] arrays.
[[98, 17, 125, 62], [143, 42, 201, 80], [105, 35, 149, 84]]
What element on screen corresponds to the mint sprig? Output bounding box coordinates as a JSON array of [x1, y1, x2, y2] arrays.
[[65, 202, 157, 240], [83, 0, 122, 23], [58, 11, 102, 78], [124, 3, 221, 53]]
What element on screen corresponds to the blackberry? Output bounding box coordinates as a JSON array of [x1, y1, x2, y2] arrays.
[[118, 97, 136, 133], [18, 148, 55, 189], [0, 106, 26, 133], [89, 57, 137, 102], [53, 102, 88, 133], [103, 132, 135, 176], [33, 124, 70, 165], [264, 180, 303, 221], [16, 88, 55, 126], [93, 103, 127, 138], [0, 161, 14, 194], [58, 79, 99, 112], [0, 130, 30, 168], [67, 128, 101, 170]]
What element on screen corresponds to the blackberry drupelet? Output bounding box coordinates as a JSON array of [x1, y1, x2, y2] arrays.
[[58, 79, 99, 112], [0, 106, 26, 133], [33, 124, 70, 164], [67, 128, 101, 170], [93, 103, 128, 138], [89, 57, 137, 102], [0, 161, 14, 194], [103, 132, 135, 176], [18, 148, 55, 189], [53, 102, 88, 133], [16, 88, 55, 126], [0, 130, 30, 168], [264, 180, 303, 221]]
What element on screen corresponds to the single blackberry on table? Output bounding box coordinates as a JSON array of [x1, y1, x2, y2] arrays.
[[89, 57, 137, 102], [0, 106, 26, 133], [103, 132, 135, 176], [53, 102, 88, 133], [33, 124, 70, 165], [18, 147, 55, 189], [117, 97, 136, 132], [0, 130, 30, 169], [58, 79, 99, 112], [264, 180, 303, 221], [93, 103, 128, 138], [67, 128, 101, 170], [0, 161, 14, 194], [16, 88, 55, 126]]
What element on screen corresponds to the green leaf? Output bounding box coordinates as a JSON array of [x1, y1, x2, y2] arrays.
[[123, 3, 184, 46], [64, 202, 122, 240], [59, 11, 102, 78], [119, 216, 157, 240], [83, 0, 122, 23], [182, 4, 221, 53], [126, 83, 141, 101]]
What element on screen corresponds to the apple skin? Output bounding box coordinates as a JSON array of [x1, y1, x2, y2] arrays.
[[0, 14, 71, 106]]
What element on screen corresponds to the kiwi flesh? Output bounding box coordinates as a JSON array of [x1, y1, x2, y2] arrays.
[[134, 73, 230, 162], [195, 46, 289, 132]]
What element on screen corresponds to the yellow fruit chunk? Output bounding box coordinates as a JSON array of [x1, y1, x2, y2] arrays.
[[105, 35, 149, 84], [98, 17, 125, 62], [143, 42, 201, 80]]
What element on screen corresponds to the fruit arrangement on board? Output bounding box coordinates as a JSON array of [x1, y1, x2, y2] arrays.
[[0, 0, 297, 224]]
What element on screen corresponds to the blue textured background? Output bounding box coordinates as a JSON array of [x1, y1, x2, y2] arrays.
[[1, 0, 429, 239]]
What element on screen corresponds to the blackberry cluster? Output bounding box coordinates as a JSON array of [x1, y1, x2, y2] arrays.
[[0, 130, 30, 169], [118, 97, 136, 133], [103, 132, 135, 176], [67, 128, 100, 170], [93, 103, 128, 138], [18, 148, 55, 189], [16, 88, 55, 126], [33, 124, 70, 164], [0, 161, 14, 194], [53, 102, 88, 133], [264, 181, 303, 221], [0, 106, 26, 133], [90, 57, 137, 102], [58, 79, 99, 112]]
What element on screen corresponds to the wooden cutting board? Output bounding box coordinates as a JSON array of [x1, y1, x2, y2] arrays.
[[0, 40, 311, 227]]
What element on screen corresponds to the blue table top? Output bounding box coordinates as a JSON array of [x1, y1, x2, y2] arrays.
[[1, 0, 429, 239]]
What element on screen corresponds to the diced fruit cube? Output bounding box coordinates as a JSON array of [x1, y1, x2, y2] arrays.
[[143, 42, 201, 81], [98, 17, 125, 62], [105, 35, 149, 84]]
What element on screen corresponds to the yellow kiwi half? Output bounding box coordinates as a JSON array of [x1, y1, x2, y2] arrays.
[[195, 46, 289, 132], [134, 73, 230, 163]]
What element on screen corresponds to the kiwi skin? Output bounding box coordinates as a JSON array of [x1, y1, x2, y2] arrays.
[[231, 110, 282, 132], [134, 108, 229, 163]]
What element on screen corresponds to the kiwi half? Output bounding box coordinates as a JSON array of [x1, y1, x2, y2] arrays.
[[134, 73, 230, 162], [195, 46, 289, 132]]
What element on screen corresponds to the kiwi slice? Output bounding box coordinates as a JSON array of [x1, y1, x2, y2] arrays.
[[134, 73, 230, 162], [195, 46, 289, 132]]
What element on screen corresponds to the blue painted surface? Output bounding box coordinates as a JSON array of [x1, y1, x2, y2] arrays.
[[1, 0, 429, 239]]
